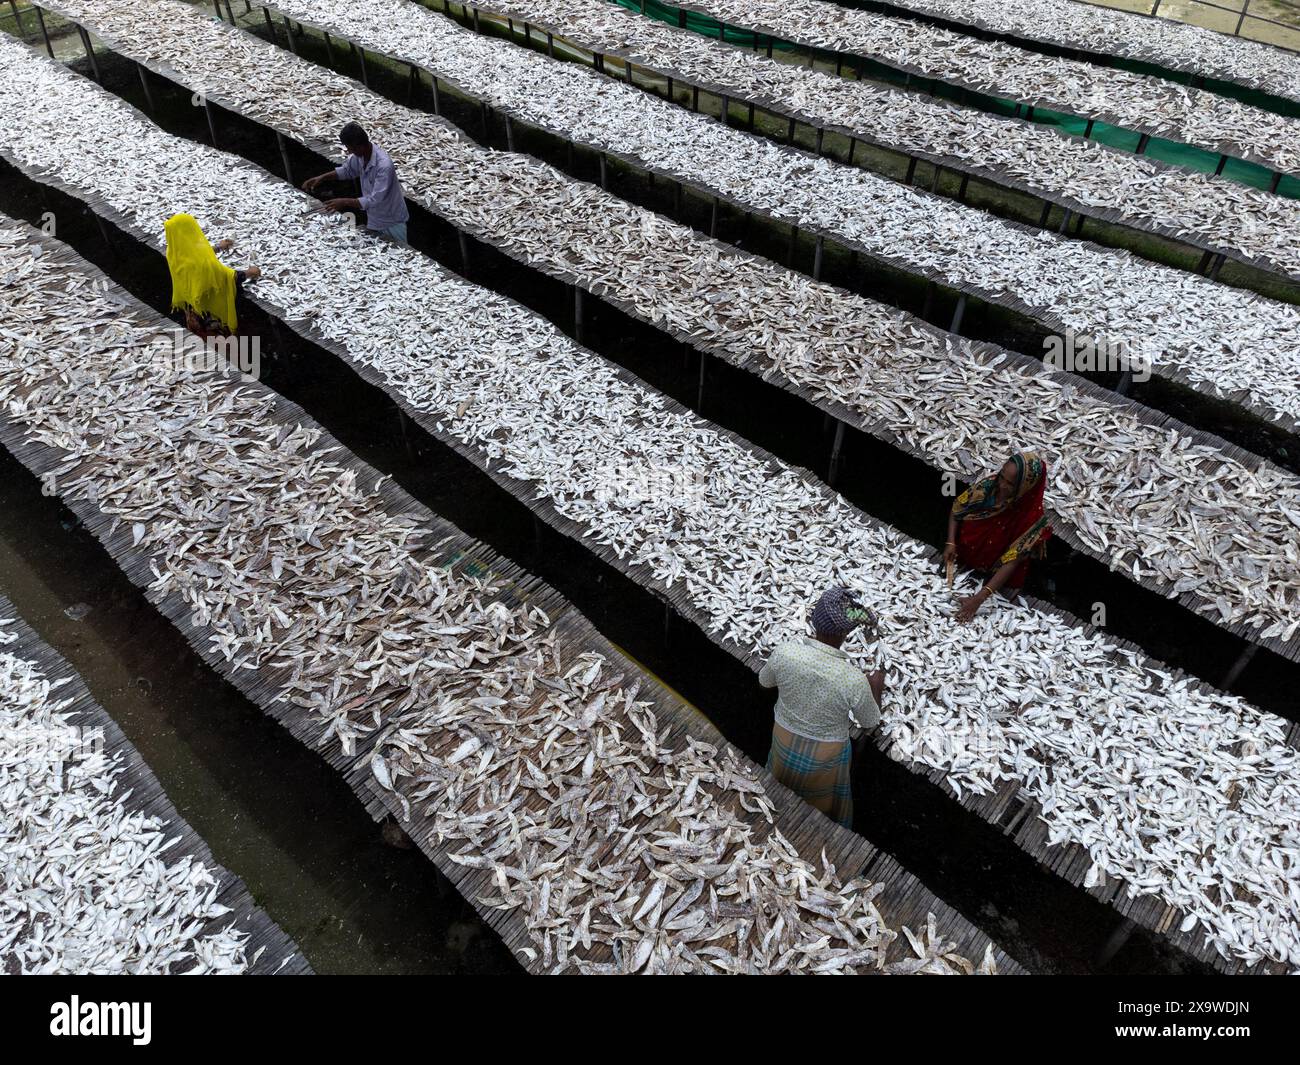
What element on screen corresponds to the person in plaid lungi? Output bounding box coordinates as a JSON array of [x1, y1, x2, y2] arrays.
[[760, 587, 885, 828]]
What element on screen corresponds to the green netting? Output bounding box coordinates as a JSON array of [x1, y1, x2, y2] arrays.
[[620, 0, 1300, 198]]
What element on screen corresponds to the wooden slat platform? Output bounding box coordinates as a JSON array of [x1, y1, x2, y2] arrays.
[[0, 593, 310, 975], [0, 216, 1016, 974]]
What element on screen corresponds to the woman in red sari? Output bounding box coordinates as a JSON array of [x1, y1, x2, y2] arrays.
[[943, 451, 1053, 623]]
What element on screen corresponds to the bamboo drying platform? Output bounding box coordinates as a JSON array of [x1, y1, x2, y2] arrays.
[[240, 0, 1300, 443], [0, 218, 1018, 974], [0, 593, 310, 975], [657, 0, 1300, 177], [857, 0, 1300, 109], [89, 0, 1300, 660], [0, 46, 1290, 973], [444, 0, 1300, 286]]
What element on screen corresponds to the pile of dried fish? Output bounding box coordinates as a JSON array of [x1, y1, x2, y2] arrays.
[[1, 39, 1297, 967], [0, 221, 992, 975], [40, 0, 1300, 647], [868, 0, 1300, 106], [470, 0, 1300, 281], [259, 0, 1300, 433], [666, 0, 1300, 174], [0, 608, 257, 973]]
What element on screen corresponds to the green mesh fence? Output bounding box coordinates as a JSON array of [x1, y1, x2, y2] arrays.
[[615, 0, 1300, 197]]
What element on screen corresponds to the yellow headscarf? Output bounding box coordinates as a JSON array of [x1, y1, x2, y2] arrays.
[[165, 213, 237, 331]]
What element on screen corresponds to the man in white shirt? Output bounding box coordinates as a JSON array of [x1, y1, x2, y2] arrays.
[[759, 587, 885, 827]]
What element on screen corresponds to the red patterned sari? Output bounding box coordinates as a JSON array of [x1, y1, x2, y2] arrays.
[[952, 452, 1053, 589]]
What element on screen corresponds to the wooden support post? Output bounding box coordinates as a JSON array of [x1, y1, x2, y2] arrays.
[[262, 5, 277, 44], [691, 86, 699, 111], [626, 57, 635, 84], [595, 52, 605, 73], [225, 0, 235, 22], [956, 173, 969, 202], [547, 31, 554, 57], [1195, 250, 1213, 273], [472, 6, 480, 32], [1057, 209, 1073, 234], [720, 94, 729, 127], [786, 225, 799, 268], [827, 420, 846, 487], [949, 293, 968, 334], [929, 163, 942, 193], [396, 408, 415, 461], [904, 157, 918, 185], [1115, 370, 1133, 395], [1095, 917, 1136, 969], [815, 127, 824, 156], [786, 116, 797, 145], [847, 137, 857, 166], [480, 100, 490, 136], [505, 116, 515, 151], [673, 180, 682, 213], [5, 0, 26, 42], [357, 45, 369, 86], [696, 352, 706, 411], [136, 62, 157, 116], [203, 98, 218, 147], [747, 102, 755, 130], [282, 13, 297, 54], [599, 153, 608, 189], [275, 130, 294, 185], [1038, 201, 1052, 227], [1270, 171, 1283, 193], [812, 235, 825, 281], [765, 37, 773, 59], [1215, 154, 1228, 176], [1083, 118, 1095, 139], [666, 75, 674, 100], [1135, 133, 1150, 154], [324, 32, 336, 67], [407, 63, 419, 105], [211, 0, 223, 20], [76, 25, 102, 81], [91, 210, 116, 256], [1221, 642, 1259, 689], [457, 230, 470, 271], [1209, 253, 1226, 281], [1235, 0, 1253, 35], [431, 75, 442, 115], [34, 5, 54, 57], [573, 285, 585, 343], [709, 196, 719, 237]]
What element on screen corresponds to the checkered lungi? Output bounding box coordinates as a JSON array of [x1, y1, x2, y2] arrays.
[[766, 722, 853, 828]]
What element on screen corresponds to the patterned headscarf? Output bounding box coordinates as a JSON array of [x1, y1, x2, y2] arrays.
[[951, 451, 1046, 520], [811, 587, 878, 640]]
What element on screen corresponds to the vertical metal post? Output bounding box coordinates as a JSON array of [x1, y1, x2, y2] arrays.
[[34, 5, 54, 57], [1135, 133, 1150, 154], [76, 25, 102, 81], [827, 421, 846, 486], [949, 294, 968, 334], [1214, 154, 1228, 176], [136, 62, 156, 115], [276, 131, 294, 184], [1221, 643, 1259, 689]]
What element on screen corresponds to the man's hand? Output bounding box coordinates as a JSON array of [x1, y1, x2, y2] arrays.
[[322, 198, 354, 214], [215, 238, 234, 252], [302, 175, 324, 193], [244, 265, 262, 281]]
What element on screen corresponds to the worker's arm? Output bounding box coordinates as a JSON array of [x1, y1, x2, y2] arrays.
[[943, 511, 959, 566], [322, 197, 362, 214], [304, 155, 358, 193], [758, 662, 777, 689], [956, 558, 1020, 623]]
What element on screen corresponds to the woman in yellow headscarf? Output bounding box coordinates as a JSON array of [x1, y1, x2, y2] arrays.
[[164, 213, 260, 338]]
